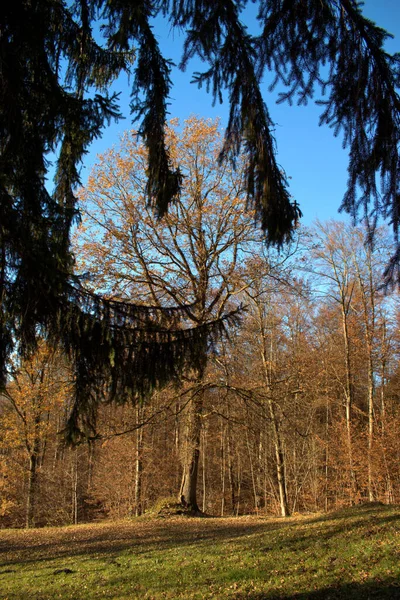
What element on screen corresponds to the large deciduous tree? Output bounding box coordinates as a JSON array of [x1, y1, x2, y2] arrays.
[[1, 0, 400, 426], [75, 116, 258, 510]]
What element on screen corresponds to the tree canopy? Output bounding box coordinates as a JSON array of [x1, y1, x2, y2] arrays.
[[1, 0, 400, 433]]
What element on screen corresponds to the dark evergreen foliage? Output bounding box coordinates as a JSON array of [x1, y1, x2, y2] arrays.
[[61, 286, 241, 442], [1, 0, 400, 436]]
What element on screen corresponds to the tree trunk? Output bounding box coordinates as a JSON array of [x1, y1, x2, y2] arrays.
[[256, 301, 290, 517], [246, 428, 259, 514], [134, 434, 143, 516], [354, 252, 376, 502], [72, 447, 79, 524], [226, 420, 237, 515], [201, 426, 208, 513], [26, 412, 42, 528], [379, 319, 393, 503], [134, 406, 144, 516], [367, 352, 375, 502], [269, 401, 290, 517], [325, 396, 330, 512], [341, 307, 358, 503], [26, 453, 38, 528], [179, 390, 203, 512]]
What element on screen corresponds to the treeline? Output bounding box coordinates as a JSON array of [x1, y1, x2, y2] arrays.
[[1, 119, 400, 527], [1, 219, 399, 528]]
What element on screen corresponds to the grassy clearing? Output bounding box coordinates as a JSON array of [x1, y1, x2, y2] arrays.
[[1, 503, 400, 599]]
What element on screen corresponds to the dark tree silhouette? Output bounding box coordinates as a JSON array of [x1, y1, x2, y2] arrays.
[[1, 0, 399, 437]]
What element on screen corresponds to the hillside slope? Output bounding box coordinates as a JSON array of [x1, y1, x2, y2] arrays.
[[1, 504, 400, 599]]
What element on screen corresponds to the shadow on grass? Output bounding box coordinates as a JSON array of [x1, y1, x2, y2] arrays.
[[251, 503, 400, 556], [3, 580, 400, 600], [1, 503, 399, 569], [232, 580, 400, 599], [0, 521, 278, 566], [304, 502, 394, 525]]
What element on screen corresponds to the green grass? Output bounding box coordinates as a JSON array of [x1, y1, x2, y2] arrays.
[[1, 503, 400, 599]]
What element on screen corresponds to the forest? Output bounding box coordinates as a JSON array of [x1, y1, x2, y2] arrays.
[[1, 118, 399, 529]]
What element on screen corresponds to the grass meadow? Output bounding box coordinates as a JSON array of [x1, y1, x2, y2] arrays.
[[1, 503, 400, 599]]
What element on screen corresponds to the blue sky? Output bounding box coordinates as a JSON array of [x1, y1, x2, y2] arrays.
[[77, 0, 400, 228]]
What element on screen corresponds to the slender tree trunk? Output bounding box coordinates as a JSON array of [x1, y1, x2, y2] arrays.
[[325, 396, 330, 512], [220, 419, 226, 516], [379, 319, 393, 503], [341, 307, 358, 503], [256, 302, 290, 517], [202, 426, 207, 513], [175, 400, 180, 452], [226, 420, 236, 515], [26, 453, 38, 528], [134, 406, 144, 516], [72, 447, 79, 524], [246, 429, 259, 514], [261, 327, 289, 514], [87, 441, 94, 491], [134, 450, 143, 516], [367, 352, 375, 502], [263, 429, 269, 512], [354, 254, 376, 502], [134, 436, 143, 516], [262, 355, 289, 516], [268, 399, 290, 516], [236, 451, 242, 516]]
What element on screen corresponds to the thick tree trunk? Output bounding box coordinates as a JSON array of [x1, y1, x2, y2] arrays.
[[179, 390, 203, 512]]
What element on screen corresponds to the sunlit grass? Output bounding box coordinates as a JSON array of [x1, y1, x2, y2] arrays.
[[1, 503, 400, 599]]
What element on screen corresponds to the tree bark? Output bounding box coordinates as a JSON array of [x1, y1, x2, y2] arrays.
[[26, 453, 38, 528], [220, 419, 226, 516], [134, 406, 144, 516], [353, 249, 376, 502], [72, 447, 79, 524], [201, 427, 207, 513], [257, 304, 290, 517], [26, 415, 41, 528], [268, 400, 290, 517], [341, 306, 358, 503], [226, 420, 237, 515], [179, 390, 203, 512]]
